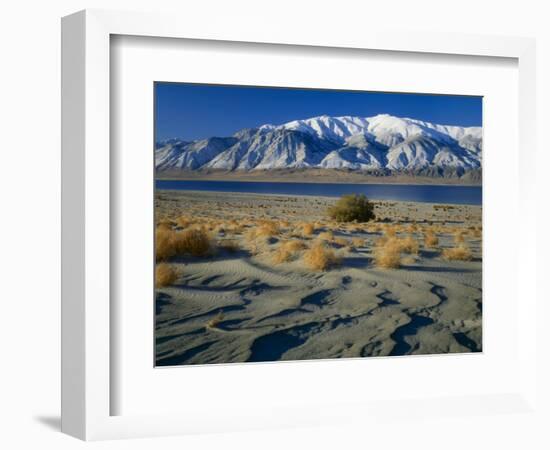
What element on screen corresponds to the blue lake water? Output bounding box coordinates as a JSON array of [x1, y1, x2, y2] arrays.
[[156, 180, 482, 206]]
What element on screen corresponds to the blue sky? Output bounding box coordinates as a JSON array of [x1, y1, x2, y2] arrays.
[[155, 82, 482, 142]]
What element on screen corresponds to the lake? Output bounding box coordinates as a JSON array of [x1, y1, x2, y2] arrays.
[[156, 180, 482, 206]]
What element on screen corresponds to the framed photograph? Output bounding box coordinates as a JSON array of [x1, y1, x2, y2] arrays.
[[62, 9, 538, 440], [153, 82, 483, 367]]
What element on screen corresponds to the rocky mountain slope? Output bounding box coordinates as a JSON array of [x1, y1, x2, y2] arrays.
[[155, 114, 482, 177]]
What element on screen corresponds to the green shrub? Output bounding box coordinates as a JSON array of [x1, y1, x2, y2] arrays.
[[327, 194, 375, 223]]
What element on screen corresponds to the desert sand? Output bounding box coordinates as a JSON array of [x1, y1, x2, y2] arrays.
[[155, 190, 482, 366]]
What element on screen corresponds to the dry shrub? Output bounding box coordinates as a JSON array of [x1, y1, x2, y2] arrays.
[[219, 239, 240, 253], [206, 311, 224, 328], [228, 223, 245, 235], [213, 222, 227, 234], [155, 263, 178, 288], [244, 228, 270, 255], [402, 255, 417, 265], [173, 228, 213, 257], [352, 237, 365, 247], [424, 232, 439, 248], [188, 222, 207, 231], [272, 247, 293, 264], [454, 230, 466, 244], [345, 223, 364, 233], [399, 236, 419, 254], [373, 241, 401, 269], [176, 216, 192, 228], [443, 245, 473, 261], [272, 240, 307, 264], [373, 236, 419, 268], [248, 239, 268, 256], [375, 236, 389, 247], [407, 223, 419, 233], [204, 221, 218, 232], [283, 240, 307, 252], [244, 227, 259, 243], [256, 221, 280, 237], [318, 231, 334, 242], [242, 221, 280, 242], [157, 219, 175, 231], [327, 194, 375, 222], [470, 228, 482, 238], [302, 243, 340, 271], [244, 228, 258, 242], [156, 228, 177, 261], [300, 223, 315, 236], [244, 226, 267, 241], [288, 229, 303, 239], [367, 224, 382, 233], [384, 225, 397, 238]]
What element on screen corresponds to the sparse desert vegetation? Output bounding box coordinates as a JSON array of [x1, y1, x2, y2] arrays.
[[155, 190, 482, 366], [283, 240, 308, 252], [219, 239, 240, 253], [272, 239, 307, 264], [300, 222, 315, 236], [206, 311, 224, 329], [156, 228, 177, 261], [454, 230, 466, 244], [399, 236, 419, 254], [443, 245, 473, 261], [256, 220, 280, 237], [317, 230, 334, 242], [374, 240, 402, 268], [175, 228, 213, 257], [327, 194, 375, 223], [424, 232, 439, 248], [384, 225, 397, 238], [155, 263, 178, 288], [152, 82, 484, 367], [372, 236, 418, 268], [156, 227, 213, 261], [302, 242, 340, 271]]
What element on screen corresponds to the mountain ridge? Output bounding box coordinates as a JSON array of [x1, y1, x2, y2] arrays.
[[155, 114, 482, 178]]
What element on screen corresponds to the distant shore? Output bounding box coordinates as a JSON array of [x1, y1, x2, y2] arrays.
[[155, 168, 482, 187]]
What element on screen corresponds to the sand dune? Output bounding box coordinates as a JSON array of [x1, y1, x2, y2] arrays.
[[155, 190, 482, 366]]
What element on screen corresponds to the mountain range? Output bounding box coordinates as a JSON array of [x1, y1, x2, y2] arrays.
[[155, 114, 482, 178]]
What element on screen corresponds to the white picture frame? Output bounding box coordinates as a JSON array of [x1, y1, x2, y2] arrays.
[[61, 9, 538, 441]]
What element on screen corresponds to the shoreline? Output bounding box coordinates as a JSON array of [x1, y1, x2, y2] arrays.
[[155, 170, 482, 187], [155, 187, 482, 207]]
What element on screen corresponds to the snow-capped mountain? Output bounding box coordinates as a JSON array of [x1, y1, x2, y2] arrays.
[[155, 114, 482, 174]]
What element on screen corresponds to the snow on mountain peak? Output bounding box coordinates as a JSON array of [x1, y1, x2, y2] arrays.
[[156, 113, 482, 174]]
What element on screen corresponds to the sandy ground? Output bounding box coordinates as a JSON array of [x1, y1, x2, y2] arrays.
[[155, 190, 482, 366]]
